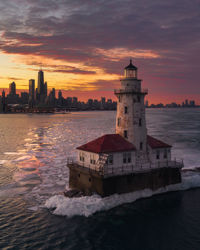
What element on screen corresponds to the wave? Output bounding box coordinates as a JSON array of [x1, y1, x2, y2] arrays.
[[14, 155, 32, 162], [45, 170, 200, 217]]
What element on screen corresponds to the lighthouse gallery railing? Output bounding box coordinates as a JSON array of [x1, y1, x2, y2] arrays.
[[67, 158, 183, 177]]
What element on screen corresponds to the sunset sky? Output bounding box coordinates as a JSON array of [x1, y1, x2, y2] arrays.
[[0, 0, 199, 104]]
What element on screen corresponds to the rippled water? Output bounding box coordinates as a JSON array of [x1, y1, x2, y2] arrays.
[[1, 109, 200, 249]]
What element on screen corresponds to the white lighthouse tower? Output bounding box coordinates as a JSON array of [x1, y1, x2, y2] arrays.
[[115, 60, 148, 161]]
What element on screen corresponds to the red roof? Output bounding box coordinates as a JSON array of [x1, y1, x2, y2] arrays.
[[147, 135, 171, 149], [77, 134, 136, 153]]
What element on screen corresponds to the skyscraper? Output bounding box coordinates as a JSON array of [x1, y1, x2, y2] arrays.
[[44, 82, 47, 99], [37, 70, 47, 104], [9, 82, 16, 95], [37, 70, 44, 95], [7, 82, 19, 104], [1, 90, 6, 112], [29, 79, 35, 107], [58, 90, 63, 106]]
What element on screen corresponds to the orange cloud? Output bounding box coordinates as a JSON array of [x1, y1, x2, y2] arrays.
[[95, 48, 160, 61]]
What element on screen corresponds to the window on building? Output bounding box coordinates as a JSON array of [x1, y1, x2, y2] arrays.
[[118, 118, 121, 126], [90, 154, 96, 164], [123, 152, 132, 164], [156, 150, 160, 159], [125, 106, 128, 114], [107, 154, 113, 165], [139, 118, 142, 127], [119, 96, 121, 102], [124, 130, 128, 138], [123, 153, 127, 164], [137, 96, 141, 102], [80, 152, 85, 162], [140, 142, 143, 150], [164, 149, 167, 159], [127, 152, 131, 163]]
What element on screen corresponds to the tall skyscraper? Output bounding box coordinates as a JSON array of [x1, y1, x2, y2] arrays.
[[37, 70, 47, 104], [2, 90, 6, 112], [29, 79, 35, 107], [44, 82, 47, 99], [37, 70, 44, 95], [9, 82, 16, 95]]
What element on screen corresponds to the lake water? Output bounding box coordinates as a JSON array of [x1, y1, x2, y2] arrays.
[[1, 109, 200, 249]]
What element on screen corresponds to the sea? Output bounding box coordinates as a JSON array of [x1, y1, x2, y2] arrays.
[[1, 109, 200, 250]]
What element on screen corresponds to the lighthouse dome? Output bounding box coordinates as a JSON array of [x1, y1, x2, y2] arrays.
[[124, 59, 137, 78]]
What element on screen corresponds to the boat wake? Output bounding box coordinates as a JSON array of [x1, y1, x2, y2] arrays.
[[45, 169, 200, 217]]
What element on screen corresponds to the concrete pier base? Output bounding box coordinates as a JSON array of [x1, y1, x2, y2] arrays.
[[68, 164, 182, 197]]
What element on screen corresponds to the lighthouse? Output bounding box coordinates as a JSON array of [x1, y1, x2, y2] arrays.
[[115, 60, 148, 163], [67, 61, 183, 197]]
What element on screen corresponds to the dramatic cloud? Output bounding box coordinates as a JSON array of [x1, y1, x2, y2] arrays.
[[0, 0, 200, 103]]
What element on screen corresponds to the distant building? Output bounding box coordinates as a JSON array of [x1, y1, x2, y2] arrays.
[[21, 92, 29, 104], [72, 97, 78, 108], [47, 88, 56, 106], [87, 99, 93, 108], [9, 82, 16, 95], [29, 79, 35, 107], [37, 70, 44, 95], [7, 82, 19, 104], [37, 70, 47, 104], [190, 100, 195, 107]]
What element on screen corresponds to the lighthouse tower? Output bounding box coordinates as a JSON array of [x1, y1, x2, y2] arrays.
[[115, 60, 148, 156]]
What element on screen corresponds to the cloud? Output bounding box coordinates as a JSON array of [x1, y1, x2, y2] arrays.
[[0, 0, 200, 100]]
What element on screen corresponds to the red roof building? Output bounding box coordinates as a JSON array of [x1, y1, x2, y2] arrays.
[[77, 134, 136, 154], [147, 135, 171, 149], [77, 134, 171, 154]]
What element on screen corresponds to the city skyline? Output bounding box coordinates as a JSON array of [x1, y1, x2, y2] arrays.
[[0, 69, 198, 110], [0, 1, 200, 104], [1, 74, 200, 105], [0, 69, 118, 112]]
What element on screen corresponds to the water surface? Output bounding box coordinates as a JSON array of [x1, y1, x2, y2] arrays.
[[0, 109, 200, 249]]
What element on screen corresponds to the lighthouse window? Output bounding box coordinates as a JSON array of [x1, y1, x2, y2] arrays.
[[118, 118, 121, 126], [125, 106, 128, 114], [139, 118, 142, 127], [140, 142, 143, 150], [124, 130, 128, 138]]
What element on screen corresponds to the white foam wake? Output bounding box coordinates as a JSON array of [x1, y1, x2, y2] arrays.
[[45, 171, 200, 217]]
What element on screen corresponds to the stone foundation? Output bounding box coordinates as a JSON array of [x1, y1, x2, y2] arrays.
[[68, 164, 182, 197]]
